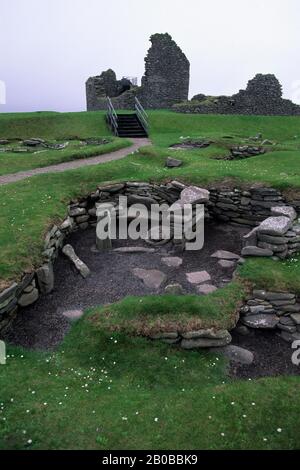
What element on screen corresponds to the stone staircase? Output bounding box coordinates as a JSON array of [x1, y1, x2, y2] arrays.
[[116, 114, 148, 138]]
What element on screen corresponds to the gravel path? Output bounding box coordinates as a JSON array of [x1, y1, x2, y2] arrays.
[[0, 138, 150, 185]]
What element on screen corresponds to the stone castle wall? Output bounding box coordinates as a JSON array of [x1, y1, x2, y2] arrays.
[[86, 34, 190, 111], [139, 33, 190, 109]]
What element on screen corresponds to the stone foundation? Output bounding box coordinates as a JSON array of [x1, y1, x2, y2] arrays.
[[174, 74, 300, 116], [238, 290, 300, 343], [242, 207, 300, 259], [150, 329, 232, 349], [1, 181, 300, 343], [209, 187, 300, 228]]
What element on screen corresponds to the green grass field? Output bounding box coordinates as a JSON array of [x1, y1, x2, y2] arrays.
[[0, 110, 300, 450], [0, 112, 131, 175], [1, 313, 300, 450]]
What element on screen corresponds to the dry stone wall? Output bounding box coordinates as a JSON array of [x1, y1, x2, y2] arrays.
[[1, 181, 300, 346], [209, 187, 288, 227], [238, 290, 300, 343]]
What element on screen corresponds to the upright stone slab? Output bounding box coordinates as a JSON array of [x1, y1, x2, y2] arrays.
[[36, 263, 54, 294], [96, 203, 113, 250], [62, 245, 90, 278]]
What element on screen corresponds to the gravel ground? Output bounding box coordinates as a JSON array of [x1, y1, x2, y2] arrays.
[[4, 222, 245, 350], [230, 331, 300, 379], [6, 221, 300, 378]]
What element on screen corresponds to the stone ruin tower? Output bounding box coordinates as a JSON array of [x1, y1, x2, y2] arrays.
[[86, 70, 133, 111], [140, 33, 190, 108], [85, 33, 190, 110]]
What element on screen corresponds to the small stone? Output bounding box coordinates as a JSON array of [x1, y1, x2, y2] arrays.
[[18, 288, 39, 307], [279, 316, 296, 326], [291, 314, 300, 325], [186, 271, 211, 285], [76, 215, 90, 224], [243, 227, 258, 246], [242, 314, 279, 329], [279, 331, 300, 343], [132, 268, 167, 289], [234, 325, 251, 336], [196, 284, 217, 295], [257, 234, 288, 245], [113, 247, 155, 254], [210, 345, 254, 365], [258, 242, 288, 253], [23, 138, 45, 146], [181, 331, 231, 349], [0, 283, 18, 305], [182, 329, 230, 340], [218, 260, 236, 269], [211, 250, 240, 260], [150, 332, 179, 340], [280, 304, 300, 313], [253, 291, 295, 301], [62, 309, 84, 320], [68, 206, 86, 218], [0, 283, 18, 309], [165, 157, 183, 168], [164, 283, 184, 295], [241, 246, 273, 257], [277, 324, 297, 333], [98, 183, 125, 193], [161, 257, 183, 268]]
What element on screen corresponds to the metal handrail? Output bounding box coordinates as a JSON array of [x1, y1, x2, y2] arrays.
[[106, 97, 118, 136], [135, 97, 149, 133]]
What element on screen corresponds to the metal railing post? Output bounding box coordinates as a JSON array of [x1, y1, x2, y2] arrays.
[[135, 97, 149, 134], [106, 97, 119, 136]]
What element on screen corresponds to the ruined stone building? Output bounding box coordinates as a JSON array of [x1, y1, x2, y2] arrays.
[[175, 74, 300, 116], [140, 33, 190, 108], [86, 33, 300, 116], [85, 33, 190, 110]]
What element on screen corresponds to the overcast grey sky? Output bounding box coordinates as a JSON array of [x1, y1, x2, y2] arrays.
[[1, 0, 300, 112]]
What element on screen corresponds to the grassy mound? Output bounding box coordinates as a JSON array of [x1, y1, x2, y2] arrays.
[[89, 283, 245, 335], [0, 111, 109, 140]]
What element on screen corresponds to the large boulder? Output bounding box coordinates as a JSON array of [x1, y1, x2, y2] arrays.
[[36, 263, 54, 294], [257, 216, 292, 236], [210, 345, 254, 365], [271, 206, 297, 221], [180, 186, 210, 205]]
